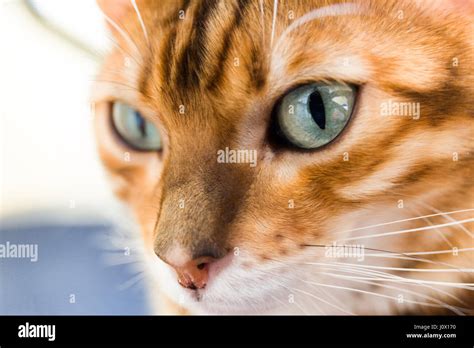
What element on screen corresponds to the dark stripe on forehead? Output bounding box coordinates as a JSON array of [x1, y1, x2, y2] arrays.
[[174, 0, 221, 89], [181, 0, 191, 12], [247, 43, 267, 91], [206, 0, 252, 91], [161, 26, 178, 82], [159, 0, 192, 82]]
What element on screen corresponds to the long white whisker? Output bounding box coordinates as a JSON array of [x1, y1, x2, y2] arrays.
[[100, 12, 142, 60], [361, 253, 470, 271], [264, 271, 328, 314], [365, 248, 474, 257], [338, 218, 474, 242], [291, 286, 353, 315], [411, 205, 454, 248], [259, 0, 266, 48], [308, 284, 346, 311], [104, 33, 142, 66], [262, 269, 353, 314], [314, 263, 469, 305], [268, 257, 472, 306], [302, 279, 456, 310], [419, 202, 474, 238], [118, 271, 146, 291], [307, 261, 473, 273], [303, 261, 474, 289], [102, 255, 143, 267], [131, 0, 150, 46], [299, 282, 330, 315], [273, 3, 361, 52], [303, 243, 467, 270], [334, 208, 474, 235], [261, 252, 471, 314], [270, 0, 278, 48], [305, 272, 467, 315]]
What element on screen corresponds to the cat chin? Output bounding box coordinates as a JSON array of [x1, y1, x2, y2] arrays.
[[146, 254, 290, 314], [187, 299, 278, 315], [181, 285, 293, 315]]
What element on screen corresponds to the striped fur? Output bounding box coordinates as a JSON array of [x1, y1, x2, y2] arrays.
[[93, 0, 474, 314]]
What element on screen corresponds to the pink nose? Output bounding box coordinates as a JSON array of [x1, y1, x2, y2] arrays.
[[171, 256, 216, 290]]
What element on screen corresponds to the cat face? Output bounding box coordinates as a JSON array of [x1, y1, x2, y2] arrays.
[[93, 0, 473, 314]]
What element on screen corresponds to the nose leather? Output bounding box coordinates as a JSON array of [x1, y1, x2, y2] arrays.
[[173, 256, 216, 290]]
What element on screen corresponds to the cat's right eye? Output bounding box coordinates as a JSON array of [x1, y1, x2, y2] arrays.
[[111, 102, 162, 151], [274, 83, 356, 149]]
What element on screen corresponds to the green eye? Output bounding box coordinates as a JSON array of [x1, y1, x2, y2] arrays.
[[276, 83, 356, 149], [111, 102, 162, 151]]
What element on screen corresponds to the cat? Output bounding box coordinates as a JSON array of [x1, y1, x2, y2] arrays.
[[92, 0, 474, 315]]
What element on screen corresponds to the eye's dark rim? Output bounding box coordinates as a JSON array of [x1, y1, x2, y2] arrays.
[[267, 82, 360, 154], [107, 101, 162, 153]]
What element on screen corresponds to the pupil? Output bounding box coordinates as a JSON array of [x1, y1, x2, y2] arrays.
[[308, 91, 325, 130], [134, 112, 147, 137]]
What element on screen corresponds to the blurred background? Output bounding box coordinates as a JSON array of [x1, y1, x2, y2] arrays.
[[0, 0, 148, 314]]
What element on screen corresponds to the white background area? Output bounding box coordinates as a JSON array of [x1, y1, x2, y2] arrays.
[[0, 0, 116, 221]]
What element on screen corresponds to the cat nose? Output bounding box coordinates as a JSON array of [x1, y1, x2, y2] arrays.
[[173, 256, 216, 290], [154, 248, 218, 289]]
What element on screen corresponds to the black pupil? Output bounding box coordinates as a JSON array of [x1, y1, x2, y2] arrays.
[[134, 111, 147, 137], [308, 91, 326, 130]]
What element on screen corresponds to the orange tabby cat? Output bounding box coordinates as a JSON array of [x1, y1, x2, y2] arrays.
[[92, 0, 473, 314]]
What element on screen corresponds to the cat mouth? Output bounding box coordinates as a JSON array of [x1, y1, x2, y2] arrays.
[[152, 250, 287, 313]]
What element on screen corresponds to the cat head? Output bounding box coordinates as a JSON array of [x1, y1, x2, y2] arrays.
[[93, 0, 473, 314]]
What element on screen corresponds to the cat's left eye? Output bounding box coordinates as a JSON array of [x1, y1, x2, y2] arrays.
[[111, 102, 162, 151], [275, 83, 356, 149]]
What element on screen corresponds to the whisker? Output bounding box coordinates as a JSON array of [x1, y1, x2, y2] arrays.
[[365, 248, 474, 257], [269, 257, 470, 305], [383, 190, 474, 240], [296, 282, 328, 315], [118, 271, 146, 291], [315, 263, 469, 305], [410, 205, 454, 248], [307, 283, 346, 312], [263, 272, 326, 314], [104, 33, 143, 67], [334, 208, 474, 235], [99, 10, 142, 60], [270, 0, 279, 48], [303, 243, 470, 271], [302, 261, 474, 290], [273, 3, 362, 52], [259, 0, 266, 48], [419, 202, 474, 239], [90, 78, 146, 95], [102, 254, 143, 267], [338, 218, 474, 242], [303, 272, 467, 315], [261, 269, 354, 314], [306, 261, 473, 273], [302, 279, 456, 311], [361, 253, 470, 271], [131, 0, 150, 47], [291, 286, 351, 315]]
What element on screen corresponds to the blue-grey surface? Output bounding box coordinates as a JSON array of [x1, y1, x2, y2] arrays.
[[0, 221, 149, 315]]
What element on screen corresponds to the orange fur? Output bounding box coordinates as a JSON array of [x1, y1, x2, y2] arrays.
[[92, 0, 473, 314]]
